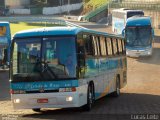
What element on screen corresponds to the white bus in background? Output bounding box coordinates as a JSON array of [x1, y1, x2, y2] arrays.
[[112, 8, 144, 34]]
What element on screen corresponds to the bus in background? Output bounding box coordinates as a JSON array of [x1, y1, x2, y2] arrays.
[[123, 16, 154, 57], [0, 22, 11, 69], [112, 8, 144, 34], [10, 27, 127, 111]]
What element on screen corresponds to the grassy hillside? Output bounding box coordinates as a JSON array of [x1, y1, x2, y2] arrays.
[[10, 22, 62, 35], [83, 0, 109, 14], [86, 0, 108, 9]]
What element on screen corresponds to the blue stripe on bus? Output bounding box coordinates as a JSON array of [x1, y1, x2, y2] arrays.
[[85, 58, 123, 77], [11, 80, 79, 91]]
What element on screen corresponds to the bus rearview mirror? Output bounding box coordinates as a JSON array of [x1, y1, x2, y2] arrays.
[[122, 29, 125, 37]]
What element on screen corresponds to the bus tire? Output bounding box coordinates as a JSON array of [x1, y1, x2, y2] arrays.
[[112, 76, 120, 97], [32, 108, 41, 112], [83, 83, 95, 111]]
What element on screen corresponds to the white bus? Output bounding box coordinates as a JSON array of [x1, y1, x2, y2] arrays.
[[10, 27, 127, 111], [112, 8, 144, 34]]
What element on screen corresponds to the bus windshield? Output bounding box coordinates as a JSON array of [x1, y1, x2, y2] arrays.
[[126, 26, 152, 47], [12, 36, 77, 82], [127, 11, 144, 18]]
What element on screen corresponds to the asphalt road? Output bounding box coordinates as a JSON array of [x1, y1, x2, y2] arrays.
[[0, 24, 160, 120]]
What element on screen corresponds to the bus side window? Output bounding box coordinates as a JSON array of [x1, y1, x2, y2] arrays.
[[77, 34, 85, 54], [99, 36, 107, 56], [95, 36, 100, 56], [121, 39, 126, 54], [92, 36, 100, 56], [106, 38, 113, 56], [112, 38, 118, 55], [83, 34, 93, 56], [77, 34, 85, 78], [118, 38, 123, 54]]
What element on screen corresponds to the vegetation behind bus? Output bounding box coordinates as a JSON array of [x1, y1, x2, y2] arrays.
[[10, 22, 65, 35]]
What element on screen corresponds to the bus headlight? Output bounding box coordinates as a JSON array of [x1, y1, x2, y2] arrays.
[[66, 96, 73, 102], [126, 51, 129, 55], [14, 99, 20, 103], [148, 51, 151, 55]]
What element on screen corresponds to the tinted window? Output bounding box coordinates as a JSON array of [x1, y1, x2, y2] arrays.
[[127, 11, 144, 18], [118, 39, 123, 54], [112, 38, 118, 55], [92, 36, 100, 56], [12, 37, 77, 82], [122, 39, 126, 53], [83, 34, 93, 56], [99, 36, 107, 56], [106, 38, 113, 56]]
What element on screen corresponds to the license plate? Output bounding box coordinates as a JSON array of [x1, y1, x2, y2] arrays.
[[136, 52, 140, 54], [37, 98, 48, 103]]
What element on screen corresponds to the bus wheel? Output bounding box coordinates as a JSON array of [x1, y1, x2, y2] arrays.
[[112, 76, 120, 97], [83, 84, 94, 111], [32, 108, 41, 112]]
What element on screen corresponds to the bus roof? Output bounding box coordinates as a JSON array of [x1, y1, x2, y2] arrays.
[[0, 21, 10, 26], [13, 26, 124, 39], [14, 27, 84, 38], [112, 8, 143, 13], [126, 16, 151, 26]]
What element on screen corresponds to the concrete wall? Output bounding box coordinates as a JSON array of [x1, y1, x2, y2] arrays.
[[8, 2, 83, 15], [43, 3, 83, 15], [123, 0, 159, 2], [145, 11, 160, 29], [5, 0, 30, 8], [9, 8, 30, 15]]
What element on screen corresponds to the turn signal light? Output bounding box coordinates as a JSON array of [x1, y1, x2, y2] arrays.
[[10, 89, 26, 94]]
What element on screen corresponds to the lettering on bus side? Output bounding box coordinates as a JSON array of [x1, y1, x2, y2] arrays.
[[85, 59, 119, 77], [11, 81, 78, 91]]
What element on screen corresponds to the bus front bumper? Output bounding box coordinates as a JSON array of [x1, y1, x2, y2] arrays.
[[126, 49, 152, 57], [11, 86, 87, 109]]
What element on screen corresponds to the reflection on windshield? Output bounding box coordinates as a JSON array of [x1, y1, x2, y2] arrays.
[[12, 37, 77, 81], [126, 26, 151, 47]]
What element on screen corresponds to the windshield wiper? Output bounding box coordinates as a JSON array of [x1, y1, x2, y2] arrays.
[[35, 61, 58, 79], [24, 62, 43, 81]]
